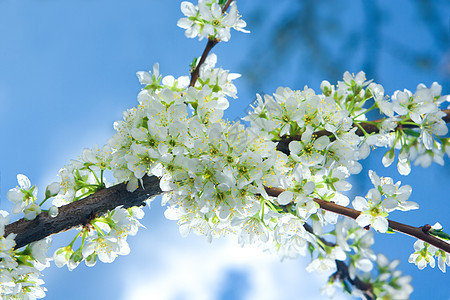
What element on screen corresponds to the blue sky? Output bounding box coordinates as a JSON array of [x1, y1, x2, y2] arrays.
[[0, 0, 449, 299]]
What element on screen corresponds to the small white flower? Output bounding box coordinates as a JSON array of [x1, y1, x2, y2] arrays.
[[289, 127, 330, 166], [45, 182, 61, 198], [352, 189, 389, 233], [408, 240, 437, 270], [235, 216, 269, 246], [177, 0, 248, 42], [83, 234, 120, 264], [30, 237, 52, 266]]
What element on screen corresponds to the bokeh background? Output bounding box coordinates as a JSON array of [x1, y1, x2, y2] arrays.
[[0, 0, 449, 299]]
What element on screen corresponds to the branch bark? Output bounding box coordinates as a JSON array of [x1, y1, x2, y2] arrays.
[[5, 175, 161, 249]]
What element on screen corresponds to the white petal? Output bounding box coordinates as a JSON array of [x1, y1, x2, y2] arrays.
[[180, 1, 197, 17], [382, 184, 396, 195], [397, 158, 411, 175], [355, 213, 371, 227], [373, 216, 388, 233], [288, 140, 301, 154], [356, 258, 373, 272], [383, 197, 398, 210], [368, 170, 380, 187], [314, 136, 330, 150], [17, 174, 31, 189], [352, 196, 369, 211], [278, 191, 294, 205], [136, 71, 152, 85]]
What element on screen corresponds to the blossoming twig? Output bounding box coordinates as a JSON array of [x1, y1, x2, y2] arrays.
[[188, 0, 235, 87], [303, 223, 375, 300], [189, 39, 219, 87], [264, 186, 450, 254]]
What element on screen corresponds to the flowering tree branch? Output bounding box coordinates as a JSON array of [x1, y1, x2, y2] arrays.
[[264, 186, 450, 254], [189, 39, 219, 87], [1, 1, 448, 298], [5, 176, 161, 249], [4, 110, 450, 252], [188, 0, 234, 87]]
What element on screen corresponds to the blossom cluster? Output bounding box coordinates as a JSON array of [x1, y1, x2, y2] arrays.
[[409, 223, 450, 273], [1, 1, 449, 299], [178, 0, 248, 42], [0, 208, 49, 298], [352, 170, 417, 233]]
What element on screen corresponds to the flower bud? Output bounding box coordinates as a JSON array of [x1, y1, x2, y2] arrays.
[[45, 182, 61, 198]]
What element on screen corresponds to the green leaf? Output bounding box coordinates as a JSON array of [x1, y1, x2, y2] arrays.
[[430, 229, 450, 240], [190, 57, 198, 72]]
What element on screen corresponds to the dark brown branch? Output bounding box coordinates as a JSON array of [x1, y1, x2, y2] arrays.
[[264, 186, 450, 253], [444, 108, 450, 123], [5, 175, 162, 249], [189, 39, 219, 87]]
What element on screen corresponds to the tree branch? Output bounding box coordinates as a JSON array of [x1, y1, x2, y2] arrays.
[[4, 109, 450, 250], [5, 175, 162, 249], [5, 108, 449, 251], [264, 186, 450, 253]]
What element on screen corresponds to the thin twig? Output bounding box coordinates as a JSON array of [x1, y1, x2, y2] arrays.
[[302, 224, 374, 298], [189, 39, 219, 87], [189, 0, 234, 87]]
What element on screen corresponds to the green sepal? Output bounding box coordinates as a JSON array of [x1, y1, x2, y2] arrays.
[[70, 248, 83, 263], [373, 287, 383, 297], [190, 57, 199, 73], [307, 243, 315, 258], [16, 255, 34, 267], [386, 227, 395, 234], [403, 128, 420, 137]]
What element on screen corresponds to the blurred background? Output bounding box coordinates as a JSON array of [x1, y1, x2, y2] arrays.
[[0, 0, 449, 299]]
